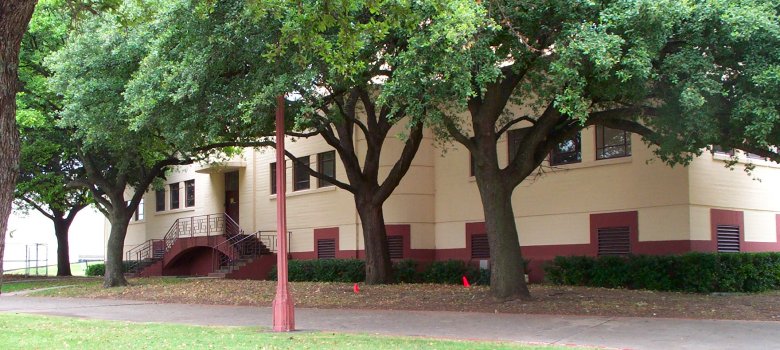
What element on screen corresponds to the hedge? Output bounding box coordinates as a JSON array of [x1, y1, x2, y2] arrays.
[[269, 259, 490, 285], [84, 262, 133, 277], [544, 252, 780, 293]]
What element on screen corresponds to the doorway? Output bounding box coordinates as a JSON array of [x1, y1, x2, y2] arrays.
[[225, 171, 239, 223]]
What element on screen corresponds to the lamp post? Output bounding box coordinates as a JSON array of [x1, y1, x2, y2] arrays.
[[272, 94, 295, 331]]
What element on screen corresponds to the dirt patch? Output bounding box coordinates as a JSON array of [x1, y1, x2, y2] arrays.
[[30, 277, 780, 321]]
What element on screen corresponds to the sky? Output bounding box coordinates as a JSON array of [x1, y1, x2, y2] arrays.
[[4, 206, 105, 271]]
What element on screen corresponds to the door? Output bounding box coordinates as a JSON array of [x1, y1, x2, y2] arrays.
[[225, 171, 239, 223]]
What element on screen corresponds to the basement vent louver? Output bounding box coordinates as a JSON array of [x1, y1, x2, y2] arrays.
[[597, 226, 631, 256], [388, 235, 404, 259], [317, 239, 336, 259], [716, 225, 740, 253], [471, 234, 490, 259]]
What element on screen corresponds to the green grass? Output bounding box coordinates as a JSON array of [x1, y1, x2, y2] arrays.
[[1, 277, 101, 293], [0, 314, 577, 350], [4, 261, 97, 276]]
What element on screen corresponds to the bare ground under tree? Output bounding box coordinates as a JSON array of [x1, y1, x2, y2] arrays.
[[22, 277, 780, 322]]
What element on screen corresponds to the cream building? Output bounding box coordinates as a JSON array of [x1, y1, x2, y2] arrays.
[[118, 125, 780, 281]]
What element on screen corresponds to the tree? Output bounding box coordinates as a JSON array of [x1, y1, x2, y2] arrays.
[[47, 1, 191, 287], [124, 0, 487, 283], [14, 0, 101, 277], [0, 0, 38, 294], [405, 0, 780, 299], [49, 0, 274, 287]]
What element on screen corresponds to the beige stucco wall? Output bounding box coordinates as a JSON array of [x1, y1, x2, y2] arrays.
[[433, 126, 693, 248], [115, 121, 780, 255], [688, 152, 780, 243]]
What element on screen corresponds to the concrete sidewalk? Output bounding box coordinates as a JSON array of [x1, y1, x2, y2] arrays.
[[0, 295, 778, 349]]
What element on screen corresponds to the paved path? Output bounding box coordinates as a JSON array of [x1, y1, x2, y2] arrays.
[[1, 295, 778, 349]]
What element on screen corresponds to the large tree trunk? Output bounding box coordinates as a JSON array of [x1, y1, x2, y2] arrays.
[[104, 212, 130, 287], [475, 171, 530, 300], [53, 218, 73, 276], [356, 196, 393, 284], [0, 0, 38, 295]]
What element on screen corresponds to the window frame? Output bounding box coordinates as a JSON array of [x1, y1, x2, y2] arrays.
[[134, 199, 144, 221], [155, 189, 165, 212], [184, 180, 195, 207], [270, 162, 277, 195], [293, 156, 311, 191], [169, 183, 180, 210], [550, 132, 582, 166], [317, 151, 336, 188], [596, 125, 631, 160]]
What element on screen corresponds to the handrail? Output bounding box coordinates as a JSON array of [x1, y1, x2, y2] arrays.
[[210, 229, 290, 274], [125, 239, 164, 273], [163, 213, 226, 251]]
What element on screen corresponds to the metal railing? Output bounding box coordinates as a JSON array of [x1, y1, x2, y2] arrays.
[[211, 230, 289, 274], [163, 214, 226, 251], [125, 212, 287, 277], [125, 239, 164, 273]]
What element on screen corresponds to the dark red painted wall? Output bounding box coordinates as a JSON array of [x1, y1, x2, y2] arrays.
[[163, 247, 216, 276], [225, 254, 276, 280]]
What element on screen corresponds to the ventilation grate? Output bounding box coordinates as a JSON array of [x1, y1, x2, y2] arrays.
[[597, 226, 630, 256], [470, 234, 490, 259], [716, 225, 740, 253], [317, 239, 336, 259], [388, 235, 404, 259]]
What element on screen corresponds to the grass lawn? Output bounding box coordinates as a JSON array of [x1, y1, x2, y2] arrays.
[[0, 314, 574, 350], [1, 277, 101, 294], [4, 261, 96, 277]]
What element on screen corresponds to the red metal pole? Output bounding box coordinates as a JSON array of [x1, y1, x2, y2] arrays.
[[272, 94, 295, 331]]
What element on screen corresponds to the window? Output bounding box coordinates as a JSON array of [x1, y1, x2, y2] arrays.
[[597, 226, 631, 256], [716, 225, 740, 252], [387, 235, 404, 259], [185, 180, 195, 207], [470, 234, 490, 259], [550, 133, 582, 165], [155, 189, 165, 212], [270, 162, 277, 195], [596, 126, 631, 159], [169, 183, 180, 210], [507, 128, 523, 163], [317, 239, 336, 259], [713, 145, 734, 156], [317, 151, 336, 187], [134, 199, 144, 221], [293, 156, 310, 191]]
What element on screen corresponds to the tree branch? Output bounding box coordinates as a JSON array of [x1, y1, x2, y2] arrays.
[[374, 122, 424, 205]]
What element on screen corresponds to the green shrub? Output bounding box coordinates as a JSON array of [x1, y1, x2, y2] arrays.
[[544, 252, 780, 293], [269, 259, 365, 282], [85, 263, 105, 276], [422, 260, 470, 284], [393, 259, 420, 283]]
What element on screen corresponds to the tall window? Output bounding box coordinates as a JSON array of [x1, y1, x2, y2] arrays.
[[293, 156, 310, 191], [596, 126, 631, 160], [550, 133, 582, 165], [185, 180, 195, 207], [135, 199, 145, 221], [169, 183, 180, 210], [270, 162, 277, 195], [155, 189, 165, 212], [317, 151, 336, 187]]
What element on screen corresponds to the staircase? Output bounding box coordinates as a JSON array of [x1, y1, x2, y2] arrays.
[[125, 239, 165, 275], [208, 219, 277, 278], [125, 213, 279, 279]]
